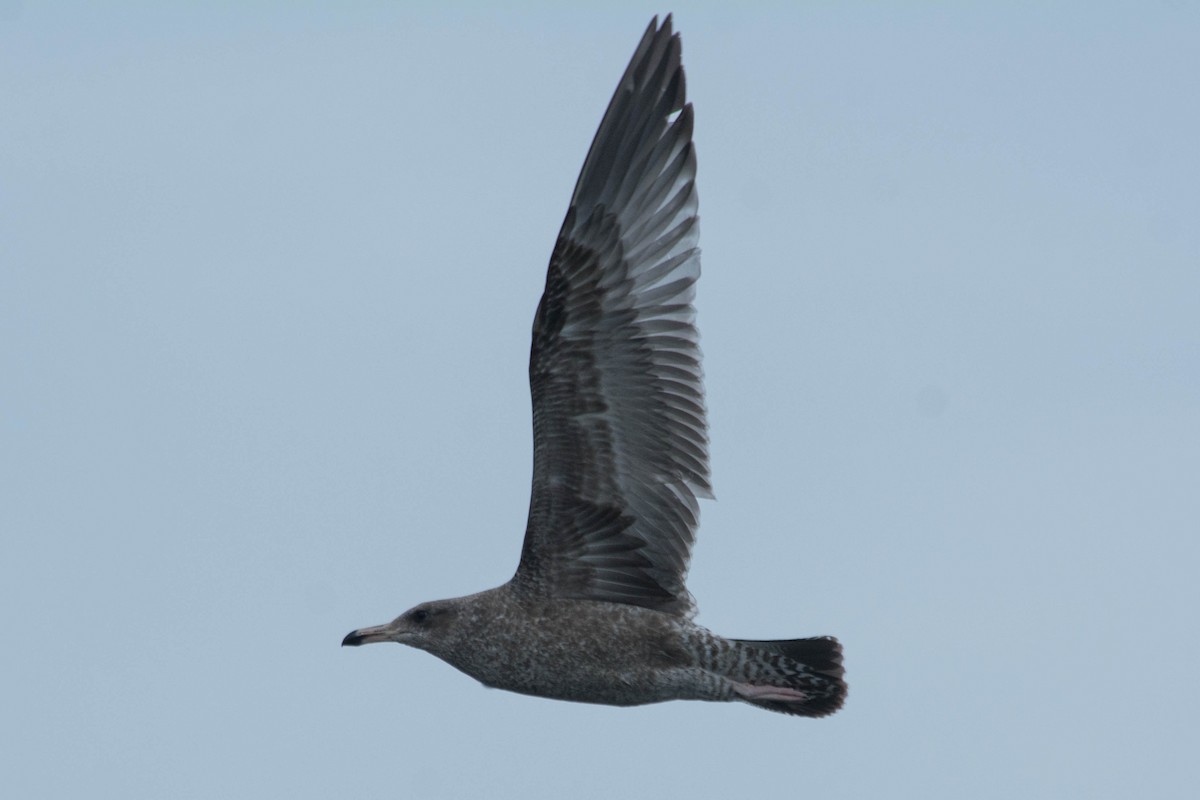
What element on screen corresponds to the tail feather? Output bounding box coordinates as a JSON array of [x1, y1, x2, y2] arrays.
[[731, 636, 847, 718]]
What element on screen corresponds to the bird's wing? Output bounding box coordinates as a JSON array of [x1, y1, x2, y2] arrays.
[[512, 16, 709, 617]]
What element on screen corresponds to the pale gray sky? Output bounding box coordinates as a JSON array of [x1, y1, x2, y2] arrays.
[[3, 3, 1198, 798]]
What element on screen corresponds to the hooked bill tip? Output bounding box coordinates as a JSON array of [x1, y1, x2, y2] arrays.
[[342, 622, 393, 646]]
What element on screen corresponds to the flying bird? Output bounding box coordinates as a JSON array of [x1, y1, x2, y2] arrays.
[[343, 15, 846, 717]]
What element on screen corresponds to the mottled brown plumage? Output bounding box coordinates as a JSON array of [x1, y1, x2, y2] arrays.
[[343, 15, 846, 717]]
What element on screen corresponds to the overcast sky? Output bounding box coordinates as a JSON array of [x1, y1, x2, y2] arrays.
[[3, 2, 1198, 798]]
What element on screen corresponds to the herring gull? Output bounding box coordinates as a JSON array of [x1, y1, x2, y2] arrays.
[[343, 15, 846, 718]]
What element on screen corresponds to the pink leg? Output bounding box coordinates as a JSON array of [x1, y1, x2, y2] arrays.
[[730, 681, 809, 703]]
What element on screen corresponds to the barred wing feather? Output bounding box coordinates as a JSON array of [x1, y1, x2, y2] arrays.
[[514, 16, 710, 618]]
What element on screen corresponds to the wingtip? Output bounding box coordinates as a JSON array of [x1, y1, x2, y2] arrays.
[[648, 13, 677, 44]]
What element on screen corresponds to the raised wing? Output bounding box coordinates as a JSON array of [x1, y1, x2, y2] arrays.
[[512, 16, 709, 617]]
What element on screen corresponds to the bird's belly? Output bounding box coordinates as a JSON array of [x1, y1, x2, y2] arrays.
[[442, 603, 719, 706], [478, 660, 703, 707]]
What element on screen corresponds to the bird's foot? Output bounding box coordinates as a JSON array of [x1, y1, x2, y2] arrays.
[[730, 681, 809, 703]]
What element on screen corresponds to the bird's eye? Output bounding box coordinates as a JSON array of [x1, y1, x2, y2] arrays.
[[411, 608, 430, 624]]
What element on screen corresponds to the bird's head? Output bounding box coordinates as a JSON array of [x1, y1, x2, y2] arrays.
[[341, 600, 457, 652]]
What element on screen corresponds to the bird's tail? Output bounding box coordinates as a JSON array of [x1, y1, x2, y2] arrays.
[[728, 636, 846, 717]]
